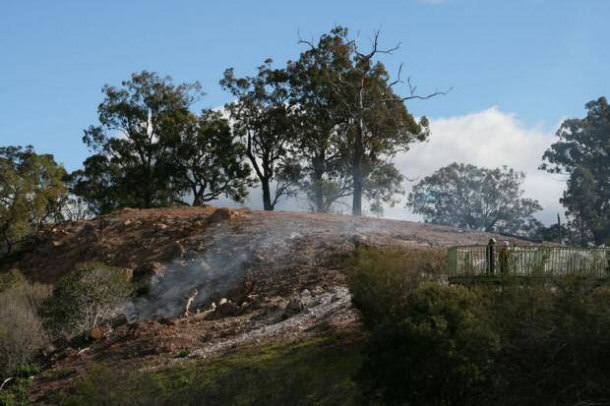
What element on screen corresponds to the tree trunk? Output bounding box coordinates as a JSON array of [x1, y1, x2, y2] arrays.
[[313, 159, 325, 212], [351, 125, 364, 217], [352, 166, 363, 216], [261, 179, 274, 211]]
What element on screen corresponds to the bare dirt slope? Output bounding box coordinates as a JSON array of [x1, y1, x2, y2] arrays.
[[5, 205, 522, 285], [3, 206, 528, 402]]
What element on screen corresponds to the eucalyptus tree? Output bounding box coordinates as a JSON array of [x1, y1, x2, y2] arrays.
[[541, 97, 610, 245], [221, 60, 296, 211], [171, 110, 253, 206], [282, 40, 352, 213], [408, 163, 542, 235], [298, 27, 443, 216], [72, 71, 203, 213], [0, 146, 67, 255]]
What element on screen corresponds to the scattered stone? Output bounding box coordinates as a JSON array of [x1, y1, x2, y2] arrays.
[[89, 325, 106, 340], [207, 207, 242, 225]]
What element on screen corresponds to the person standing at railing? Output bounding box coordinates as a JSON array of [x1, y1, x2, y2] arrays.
[[500, 241, 510, 274], [487, 238, 497, 275]]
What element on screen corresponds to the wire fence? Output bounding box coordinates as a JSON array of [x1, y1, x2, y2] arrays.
[[447, 244, 610, 279]]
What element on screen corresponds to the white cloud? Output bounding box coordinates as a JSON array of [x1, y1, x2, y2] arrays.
[[384, 107, 566, 225]]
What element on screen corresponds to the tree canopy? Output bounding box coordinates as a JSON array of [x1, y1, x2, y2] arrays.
[[297, 27, 436, 216], [171, 110, 253, 206], [0, 146, 67, 255], [541, 97, 610, 245], [71, 71, 252, 213], [407, 163, 542, 235], [221, 60, 296, 211]]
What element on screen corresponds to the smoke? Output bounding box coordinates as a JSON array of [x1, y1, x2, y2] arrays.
[[124, 219, 318, 320], [121, 209, 456, 321]]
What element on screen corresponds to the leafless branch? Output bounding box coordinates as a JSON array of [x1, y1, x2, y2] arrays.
[[402, 77, 452, 101], [352, 30, 401, 61]]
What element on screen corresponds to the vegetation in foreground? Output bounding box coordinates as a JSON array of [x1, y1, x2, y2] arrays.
[[349, 246, 610, 405], [3, 246, 610, 405], [56, 336, 361, 406]]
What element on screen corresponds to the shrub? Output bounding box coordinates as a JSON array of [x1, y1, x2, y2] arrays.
[[352, 255, 610, 405], [486, 278, 610, 405], [358, 284, 500, 405], [0, 274, 50, 378], [347, 246, 446, 329], [43, 262, 131, 334]]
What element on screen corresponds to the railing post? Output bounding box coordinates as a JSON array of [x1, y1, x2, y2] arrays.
[[487, 238, 497, 275]]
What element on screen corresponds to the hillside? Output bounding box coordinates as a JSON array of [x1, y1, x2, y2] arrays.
[[1, 206, 528, 402]]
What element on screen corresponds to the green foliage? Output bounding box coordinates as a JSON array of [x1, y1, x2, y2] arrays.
[[0, 376, 31, 406], [175, 349, 189, 358], [171, 110, 253, 206], [43, 262, 131, 334], [72, 71, 252, 213], [408, 162, 542, 236], [541, 96, 610, 246], [221, 27, 432, 215], [60, 336, 361, 406], [0, 146, 67, 256], [346, 246, 446, 329], [221, 59, 296, 211], [291, 27, 430, 216], [359, 284, 500, 405], [349, 247, 610, 405], [0, 274, 50, 378]]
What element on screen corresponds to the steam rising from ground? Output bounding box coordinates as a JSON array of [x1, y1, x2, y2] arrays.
[[125, 218, 344, 320]]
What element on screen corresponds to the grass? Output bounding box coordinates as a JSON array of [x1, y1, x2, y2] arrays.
[[57, 335, 362, 406]]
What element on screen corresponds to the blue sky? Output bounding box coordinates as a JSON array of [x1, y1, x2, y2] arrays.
[[1, 0, 608, 221]]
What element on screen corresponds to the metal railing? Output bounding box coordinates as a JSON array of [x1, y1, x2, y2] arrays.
[[447, 242, 610, 279]]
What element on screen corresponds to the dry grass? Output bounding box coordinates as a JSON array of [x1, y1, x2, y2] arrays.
[[0, 275, 51, 377]]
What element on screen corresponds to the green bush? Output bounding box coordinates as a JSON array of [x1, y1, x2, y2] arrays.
[[347, 246, 446, 329], [0, 274, 50, 378], [485, 278, 610, 405], [0, 377, 30, 406], [349, 249, 610, 405], [358, 284, 500, 405], [43, 262, 132, 334]]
